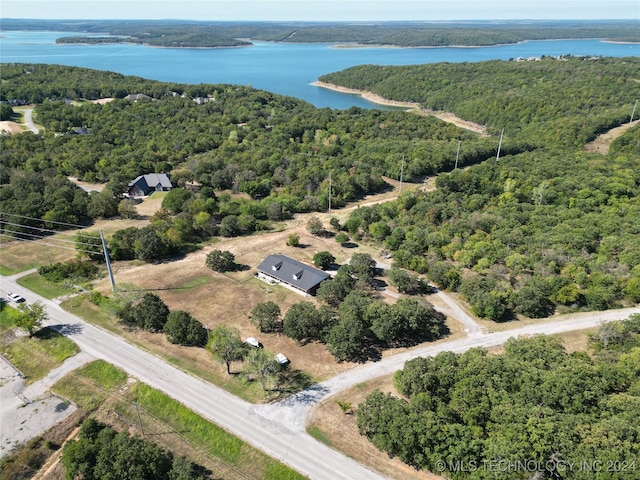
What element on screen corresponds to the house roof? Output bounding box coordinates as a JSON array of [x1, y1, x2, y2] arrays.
[[257, 254, 330, 292], [128, 173, 172, 192]]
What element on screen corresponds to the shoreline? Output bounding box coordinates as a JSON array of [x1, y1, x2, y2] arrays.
[[312, 81, 489, 136]]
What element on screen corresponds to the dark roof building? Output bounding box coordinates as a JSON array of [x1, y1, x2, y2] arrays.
[[256, 254, 330, 296], [127, 173, 173, 197]]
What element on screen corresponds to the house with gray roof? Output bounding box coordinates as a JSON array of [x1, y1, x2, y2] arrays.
[[256, 254, 330, 296], [127, 173, 173, 197]]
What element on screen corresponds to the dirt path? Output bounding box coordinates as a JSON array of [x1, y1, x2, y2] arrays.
[[313, 81, 489, 136], [584, 119, 640, 154]]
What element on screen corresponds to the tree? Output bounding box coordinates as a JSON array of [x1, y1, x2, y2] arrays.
[[348, 253, 377, 283], [313, 251, 335, 270], [283, 301, 325, 344], [245, 348, 281, 391], [306, 216, 325, 235], [130, 292, 170, 332], [117, 198, 138, 218], [387, 267, 428, 295], [287, 233, 300, 247], [162, 188, 194, 214], [335, 232, 349, 245], [207, 325, 247, 374], [205, 249, 236, 273], [218, 215, 239, 237], [250, 301, 282, 333], [16, 301, 48, 337], [316, 273, 355, 308], [134, 226, 168, 261], [0, 103, 14, 121], [164, 310, 208, 347]]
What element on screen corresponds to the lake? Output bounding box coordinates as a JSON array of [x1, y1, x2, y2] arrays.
[[1, 30, 638, 109]]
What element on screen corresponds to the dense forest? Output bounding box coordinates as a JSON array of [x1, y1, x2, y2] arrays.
[[315, 57, 640, 318], [320, 56, 640, 144], [0, 63, 502, 232], [2, 19, 639, 47], [357, 316, 640, 479], [1, 57, 639, 317], [341, 129, 640, 319]]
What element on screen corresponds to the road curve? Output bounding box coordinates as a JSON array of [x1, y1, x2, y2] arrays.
[[2, 274, 639, 479], [23, 107, 40, 134]]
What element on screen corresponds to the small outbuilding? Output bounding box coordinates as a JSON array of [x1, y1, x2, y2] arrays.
[[127, 173, 173, 197], [256, 254, 330, 296]]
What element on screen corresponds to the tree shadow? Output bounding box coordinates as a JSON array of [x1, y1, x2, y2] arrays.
[[277, 381, 331, 405], [341, 242, 359, 249], [47, 323, 84, 336], [277, 369, 316, 397]]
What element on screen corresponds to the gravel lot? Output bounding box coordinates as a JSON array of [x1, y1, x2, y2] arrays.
[[0, 352, 93, 458]]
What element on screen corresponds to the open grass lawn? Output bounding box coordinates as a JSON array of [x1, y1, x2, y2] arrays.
[[17, 272, 77, 299], [0, 302, 20, 332], [1, 327, 79, 384], [54, 359, 128, 410]]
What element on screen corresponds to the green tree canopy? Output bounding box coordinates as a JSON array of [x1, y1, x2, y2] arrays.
[[206, 325, 247, 374], [16, 300, 48, 337], [205, 249, 236, 273], [164, 310, 208, 347]]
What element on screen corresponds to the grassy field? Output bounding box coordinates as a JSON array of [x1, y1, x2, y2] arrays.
[[17, 272, 77, 299], [1, 327, 80, 384], [0, 302, 20, 332]]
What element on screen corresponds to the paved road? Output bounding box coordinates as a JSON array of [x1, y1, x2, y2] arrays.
[[2, 274, 639, 479], [23, 107, 40, 134]]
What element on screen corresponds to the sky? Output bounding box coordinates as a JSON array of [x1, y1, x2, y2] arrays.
[[1, 0, 639, 21]]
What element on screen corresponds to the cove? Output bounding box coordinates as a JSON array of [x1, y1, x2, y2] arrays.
[[1, 30, 638, 109]]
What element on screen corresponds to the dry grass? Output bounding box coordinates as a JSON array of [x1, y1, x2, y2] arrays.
[[0, 121, 23, 134]]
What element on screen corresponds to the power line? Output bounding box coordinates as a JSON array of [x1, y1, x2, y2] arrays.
[[0, 224, 103, 249], [0, 211, 96, 233], [0, 233, 103, 256], [0, 219, 100, 240]]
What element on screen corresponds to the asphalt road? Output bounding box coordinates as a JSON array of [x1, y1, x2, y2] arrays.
[[23, 107, 40, 134], [2, 274, 639, 479]]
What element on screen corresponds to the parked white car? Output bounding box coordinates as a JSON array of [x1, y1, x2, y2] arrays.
[[274, 353, 289, 365], [245, 337, 260, 348], [7, 292, 25, 303]]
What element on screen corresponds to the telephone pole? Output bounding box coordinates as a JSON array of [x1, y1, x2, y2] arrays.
[[496, 128, 504, 162], [399, 155, 405, 194], [100, 228, 116, 292], [328, 172, 332, 214]]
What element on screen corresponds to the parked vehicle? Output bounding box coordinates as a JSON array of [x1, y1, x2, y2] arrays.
[[7, 292, 25, 303], [274, 353, 289, 365]]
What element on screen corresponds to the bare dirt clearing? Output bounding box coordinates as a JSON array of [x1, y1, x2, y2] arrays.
[[584, 119, 639, 154], [313, 81, 488, 136], [0, 120, 23, 134]]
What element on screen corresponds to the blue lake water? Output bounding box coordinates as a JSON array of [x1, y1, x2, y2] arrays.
[[1, 30, 639, 109]]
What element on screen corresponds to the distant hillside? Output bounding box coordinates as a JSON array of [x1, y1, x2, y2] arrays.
[[320, 56, 640, 146], [2, 19, 639, 47]]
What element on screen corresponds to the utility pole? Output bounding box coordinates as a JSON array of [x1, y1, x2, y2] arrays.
[[631, 99, 638, 122], [135, 402, 145, 436], [496, 128, 504, 162], [100, 228, 116, 292], [328, 172, 332, 215], [399, 155, 405, 194], [454, 140, 461, 169]]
